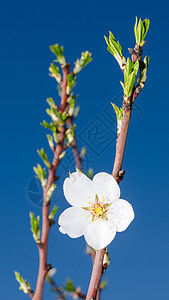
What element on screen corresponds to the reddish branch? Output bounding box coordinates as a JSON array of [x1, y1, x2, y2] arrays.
[[86, 52, 143, 300], [33, 66, 70, 300], [67, 117, 82, 170]]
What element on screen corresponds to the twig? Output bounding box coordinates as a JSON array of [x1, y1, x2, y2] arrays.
[[86, 45, 144, 300], [32, 66, 70, 300], [67, 117, 82, 170]]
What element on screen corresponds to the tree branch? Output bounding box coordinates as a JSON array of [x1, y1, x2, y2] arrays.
[[32, 66, 70, 300], [67, 117, 82, 171], [86, 44, 144, 299]]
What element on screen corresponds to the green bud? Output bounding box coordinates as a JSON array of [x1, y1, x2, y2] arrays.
[[15, 272, 33, 295], [49, 63, 62, 83], [29, 212, 41, 244], [66, 124, 76, 145], [73, 51, 92, 74], [80, 147, 86, 159], [59, 151, 66, 160], [47, 134, 55, 151], [103, 248, 110, 271], [50, 44, 66, 67], [41, 120, 54, 130], [37, 148, 52, 168], [33, 163, 47, 187], [63, 278, 76, 292], [134, 17, 150, 46], [73, 106, 80, 118], [124, 59, 139, 97], [111, 103, 123, 135], [48, 205, 59, 220], [46, 184, 56, 203], [100, 279, 108, 290], [66, 74, 76, 94]]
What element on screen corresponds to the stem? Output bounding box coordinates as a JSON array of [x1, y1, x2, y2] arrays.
[[86, 101, 134, 299], [112, 109, 131, 183], [32, 66, 70, 300], [86, 249, 105, 300], [67, 118, 82, 170]]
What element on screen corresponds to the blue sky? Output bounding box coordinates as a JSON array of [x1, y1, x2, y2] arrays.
[[1, 0, 169, 299]]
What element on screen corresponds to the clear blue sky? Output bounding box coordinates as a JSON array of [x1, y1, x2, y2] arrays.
[[1, 0, 169, 299]]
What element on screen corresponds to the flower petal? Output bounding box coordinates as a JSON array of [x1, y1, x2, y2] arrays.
[[58, 207, 92, 238], [84, 219, 116, 250], [93, 172, 120, 202], [63, 172, 96, 207], [108, 199, 134, 232]]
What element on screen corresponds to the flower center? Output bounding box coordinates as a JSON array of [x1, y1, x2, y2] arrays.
[[91, 202, 107, 221]]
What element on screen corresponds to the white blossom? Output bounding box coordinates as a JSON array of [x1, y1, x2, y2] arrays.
[[58, 172, 134, 250]]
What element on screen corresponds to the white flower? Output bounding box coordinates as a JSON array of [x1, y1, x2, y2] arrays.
[[58, 172, 134, 250]]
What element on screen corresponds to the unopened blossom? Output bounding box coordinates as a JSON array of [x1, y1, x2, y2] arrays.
[[58, 172, 134, 250]]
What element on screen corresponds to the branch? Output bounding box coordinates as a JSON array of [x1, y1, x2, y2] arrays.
[[32, 66, 70, 300], [86, 43, 144, 300], [67, 117, 82, 171]]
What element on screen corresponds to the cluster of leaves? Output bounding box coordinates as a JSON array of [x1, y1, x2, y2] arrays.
[[134, 17, 150, 46], [105, 17, 150, 133]]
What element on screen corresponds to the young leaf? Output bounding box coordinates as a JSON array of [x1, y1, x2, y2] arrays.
[[49, 63, 62, 83], [48, 205, 59, 220], [47, 134, 55, 151], [134, 17, 150, 46], [37, 148, 51, 168], [50, 44, 66, 66], [29, 212, 41, 244], [15, 272, 33, 295], [67, 74, 76, 94], [46, 184, 56, 203], [33, 163, 47, 187], [111, 103, 123, 135], [104, 32, 126, 71], [73, 51, 92, 74]]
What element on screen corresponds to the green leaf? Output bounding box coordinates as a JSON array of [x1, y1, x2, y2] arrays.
[[67, 94, 77, 116], [100, 279, 108, 290], [80, 147, 86, 159], [73, 51, 92, 74], [47, 134, 55, 151], [15, 272, 31, 295], [50, 44, 66, 66], [124, 59, 139, 97], [33, 164, 47, 187], [111, 103, 123, 135], [29, 212, 41, 243], [41, 120, 54, 130], [134, 17, 150, 45], [67, 74, 76, 94], [104, 32, 126, 71], [57, 111, 68, 125], [66, 124, 76, 145], [49, 63, 62, 83], [137, 56, 149, 87], [37, 148, 51, 168], [63, 278, 76, 292], [48, 205, 59, 220]]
